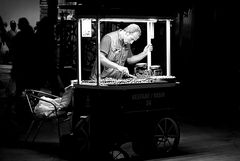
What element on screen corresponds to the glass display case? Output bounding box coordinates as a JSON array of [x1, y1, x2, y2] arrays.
[[77, 17, 176, 86]]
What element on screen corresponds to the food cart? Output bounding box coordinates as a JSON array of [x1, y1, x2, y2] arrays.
[[72, 16, 180, 160]]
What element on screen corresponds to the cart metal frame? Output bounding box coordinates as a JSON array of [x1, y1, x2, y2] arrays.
[[72, 16, 180, 160]]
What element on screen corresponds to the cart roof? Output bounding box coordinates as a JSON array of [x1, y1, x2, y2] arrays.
[[59, 0, 193, 18]]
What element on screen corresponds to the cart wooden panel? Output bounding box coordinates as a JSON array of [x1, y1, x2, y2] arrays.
[[72, 81, 180, 159]]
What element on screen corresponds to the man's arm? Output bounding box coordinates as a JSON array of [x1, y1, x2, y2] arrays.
[[100, 52, 122, 69], [127, 44, 153, 64]]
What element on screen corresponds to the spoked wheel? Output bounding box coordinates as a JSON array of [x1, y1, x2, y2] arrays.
[[153, 117, 180, 154], [108, 147, 129, 161]]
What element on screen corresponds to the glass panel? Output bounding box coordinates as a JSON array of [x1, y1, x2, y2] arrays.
[[78, 18, 174, 86]]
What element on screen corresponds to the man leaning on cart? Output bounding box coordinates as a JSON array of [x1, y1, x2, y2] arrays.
[[90, 23, 153, 80]]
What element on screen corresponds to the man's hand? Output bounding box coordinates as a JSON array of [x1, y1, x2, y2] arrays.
[[143, 44, 153, 53], [117, 65, 129, 75]]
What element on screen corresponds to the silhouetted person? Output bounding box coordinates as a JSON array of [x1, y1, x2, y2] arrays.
[[7, 20, 17, 40], [35, 16, 64, 95], [0, 16, 8, 64], [11, 17, 38, 97], [9, 17, 39, 122], [6, 20, 17, 63]]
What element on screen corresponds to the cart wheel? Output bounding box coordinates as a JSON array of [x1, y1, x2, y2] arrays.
[[153, 117, 180, 154], [108, 147, 129, 161]]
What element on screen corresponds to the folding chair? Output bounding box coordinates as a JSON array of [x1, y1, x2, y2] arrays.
[[24, 86, 73, 143]]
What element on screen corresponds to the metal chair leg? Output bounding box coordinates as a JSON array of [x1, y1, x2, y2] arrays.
[[56, 118, 62, 143], [32, 120, 44, 143], [25, 120, 35, 142]]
